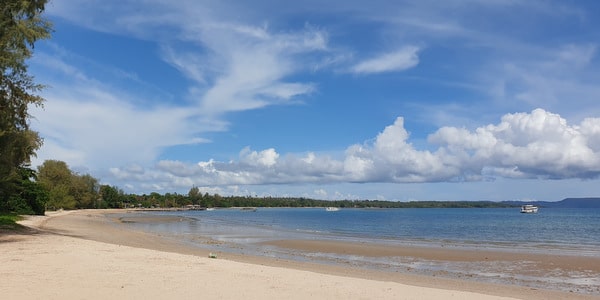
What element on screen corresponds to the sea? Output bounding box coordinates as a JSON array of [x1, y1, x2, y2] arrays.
[[115, 207, 600, 294]]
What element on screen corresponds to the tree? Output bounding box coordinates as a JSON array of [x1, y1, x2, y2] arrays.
[[0, 0, 52, 213], [70, 173, 99, 208], [37, 160, 102, 210], [37, 160, 75, 209], [0, 167, 47, 214], [99, 185, 122, 208], [188, 186, 202, 205]]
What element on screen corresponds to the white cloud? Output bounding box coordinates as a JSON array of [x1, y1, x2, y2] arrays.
[[30, 54, 216, 171], [191, 25, 325, 115], [478, 43, 600, 121], [35, 1, 600, 199], [350, 46, 420, 74], [240, 147, 279, 167], [31, 95, 202, 170], [429, 109, 600, 179], [107, 109, 600, 192], [556, 44, 597, 68], [314, 189, 328, 197], [49, 1, 329, 117], [32, 2, 333, 173]]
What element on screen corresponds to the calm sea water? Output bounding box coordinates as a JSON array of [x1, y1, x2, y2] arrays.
[[123, 207, 600, 255], [117, 207, 600, 293]]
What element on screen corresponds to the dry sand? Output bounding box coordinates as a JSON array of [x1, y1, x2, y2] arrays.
[[0, 209, 597, 300]]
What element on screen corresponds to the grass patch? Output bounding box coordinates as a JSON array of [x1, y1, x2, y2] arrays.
[[0, 214, 24, 230]]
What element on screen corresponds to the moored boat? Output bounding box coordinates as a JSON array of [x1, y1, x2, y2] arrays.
[[325, 207, 340, 212], [520, 204, 538, 213]]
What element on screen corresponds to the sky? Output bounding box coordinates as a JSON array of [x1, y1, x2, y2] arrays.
[[28, 0, 600, 201]]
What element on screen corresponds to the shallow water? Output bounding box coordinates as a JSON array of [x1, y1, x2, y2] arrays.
[[121, 207, 600, 253], [115, 207, 600, 294]]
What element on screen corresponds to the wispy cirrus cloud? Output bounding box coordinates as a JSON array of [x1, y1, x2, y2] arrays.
[[478, 43, 600, 121], [48, 1, 331, 116], [35, 1, 332, 171], [350, 46, 420, 74], [29, 45, 221, 171], [186, 24, 327, 115]]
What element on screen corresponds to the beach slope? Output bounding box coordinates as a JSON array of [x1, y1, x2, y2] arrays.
[[0, 210, 595, 300]]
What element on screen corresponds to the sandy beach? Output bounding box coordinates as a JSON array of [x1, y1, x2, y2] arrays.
[[1, 209, 598, 300]]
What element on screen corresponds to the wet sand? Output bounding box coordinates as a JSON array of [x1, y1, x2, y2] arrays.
[[1, 209, 598, 299], [264, 239, 599, 276], [264, 239, 600, 294]]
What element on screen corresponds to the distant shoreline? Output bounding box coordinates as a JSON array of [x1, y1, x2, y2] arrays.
[[48, 197, 600, 212]]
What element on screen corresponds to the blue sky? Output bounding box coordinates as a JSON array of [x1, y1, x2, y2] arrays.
[[29, 0, 600, 201]]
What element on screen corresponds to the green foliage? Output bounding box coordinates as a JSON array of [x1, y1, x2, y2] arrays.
[[37, 160, 100, 210], [113, 189, 518, 209], [0, 0, 52, 214], [37, 160, 72, 185], [1, 0, 52, 69], [70, 174, 99, 208], [0, 213, 29, 231], [47, 184, 76, 210], [0, 213, 19, 223], [38, 160, 74, 209], [0, 167, 47, 215], [19, 173, 48, 214], [0, 214, 21, 229], [99, 185, 124, 208], [188, 186, 202, 205]]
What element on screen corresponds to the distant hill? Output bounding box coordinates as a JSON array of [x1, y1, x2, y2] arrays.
[[501, 198, 600, 208]]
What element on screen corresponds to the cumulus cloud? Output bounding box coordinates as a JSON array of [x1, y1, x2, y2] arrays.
[[240, 147, 279, 167], [429, 109, 600, 179], [350, 46, 420, 74], [109, 109, 600, 191]]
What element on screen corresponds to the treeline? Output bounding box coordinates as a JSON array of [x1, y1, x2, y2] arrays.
[[36, 160, 518, 210], [90, 194, 518, 210], [4, 159, 518, 214]]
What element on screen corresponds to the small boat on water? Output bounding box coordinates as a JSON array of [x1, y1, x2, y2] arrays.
[[325, 207, 340, 212], [184, 205, 206, 211], [520, 204, 538, 213], [240, 207, 257, 212]]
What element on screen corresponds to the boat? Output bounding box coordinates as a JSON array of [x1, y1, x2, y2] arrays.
[[184, 205, 206, 211], [520, 204, 538, 213], [240, 207, 257, 212], [325, 207, 340, 212]]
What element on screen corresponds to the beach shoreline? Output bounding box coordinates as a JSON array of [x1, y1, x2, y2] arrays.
[[1, 209, 598, 299]]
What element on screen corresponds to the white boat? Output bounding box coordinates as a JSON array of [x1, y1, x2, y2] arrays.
[[325, 207, 340, 212], [520, 204, 538, 213]]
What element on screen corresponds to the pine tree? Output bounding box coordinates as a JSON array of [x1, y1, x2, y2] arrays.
[[1, 0, 52, 213]]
